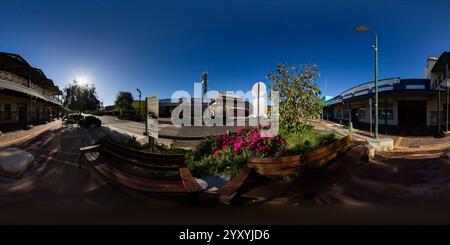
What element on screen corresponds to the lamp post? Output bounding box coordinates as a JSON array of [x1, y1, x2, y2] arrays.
[[440, 64, 449, 133], [355, 26, 379, 139], [201, 72, 208, 97], [136, 88, 142, 119]]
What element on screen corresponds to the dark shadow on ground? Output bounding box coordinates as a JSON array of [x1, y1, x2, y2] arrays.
[[317, 152, 450, 205]]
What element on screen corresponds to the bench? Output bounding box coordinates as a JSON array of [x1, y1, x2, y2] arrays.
[[79, 137, 205, 195], [216, 135, 362, 204]]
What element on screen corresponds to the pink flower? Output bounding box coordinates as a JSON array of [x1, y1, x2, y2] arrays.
[[212, 151, 221, 158], [233, 140, 245, 152], [212, 126, 287, 157]]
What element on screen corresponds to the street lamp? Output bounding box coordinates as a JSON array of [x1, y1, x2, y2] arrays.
[[439, 78, 450, 133], [354, 25, 379, 139], [136, 88, 142, 120]]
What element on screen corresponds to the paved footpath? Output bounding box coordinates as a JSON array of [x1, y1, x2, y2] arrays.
[[0, 120, 63, 148], [313, 120, 374, 143], [0, 125, 135, 206], [316, 120, 450, 151]]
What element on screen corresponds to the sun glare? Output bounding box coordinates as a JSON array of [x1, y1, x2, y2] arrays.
[[75, 74, 90, 85]]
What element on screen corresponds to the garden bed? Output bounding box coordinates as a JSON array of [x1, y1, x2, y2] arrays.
[[245, 135, 352, 176], [186, 127, 345, 180], [98, 126, 352, 192]]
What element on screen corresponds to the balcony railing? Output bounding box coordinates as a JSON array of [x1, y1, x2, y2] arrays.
[[0, 70, 62, 104]]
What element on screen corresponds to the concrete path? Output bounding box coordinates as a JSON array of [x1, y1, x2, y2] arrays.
[[0, 120, 62, 148], [313, 120, 373, 142]]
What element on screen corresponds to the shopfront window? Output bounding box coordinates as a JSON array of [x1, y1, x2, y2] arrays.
[[5, 104, 11, 120], [377, 102, 394, 120]]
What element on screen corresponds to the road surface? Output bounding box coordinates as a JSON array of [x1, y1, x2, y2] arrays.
[[97, 116, 238, 146]]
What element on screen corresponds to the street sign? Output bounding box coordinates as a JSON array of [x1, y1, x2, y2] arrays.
[[146, 96, 159, 138], [252, 82, 267, 127]]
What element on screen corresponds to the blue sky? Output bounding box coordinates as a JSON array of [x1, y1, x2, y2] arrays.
[[0, 0, 449, 105]]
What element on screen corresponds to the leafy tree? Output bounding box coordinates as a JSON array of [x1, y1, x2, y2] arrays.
[[115, 91, 134, 117], [63, 81, 102, 112], [132, 100, 146, 119], [267, 64, 323, 134]]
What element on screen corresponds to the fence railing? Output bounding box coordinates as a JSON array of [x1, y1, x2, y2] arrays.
[[0, 110, 61, 122], [0, 70, 61, 104]]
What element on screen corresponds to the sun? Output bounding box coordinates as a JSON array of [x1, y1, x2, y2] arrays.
[[75, 74, 90, 85]]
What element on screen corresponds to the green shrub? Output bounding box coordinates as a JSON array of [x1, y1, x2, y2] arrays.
[[118, 110, 142, 121], [103, 111, 115, 116], [284, 129, 340, 154], [268, 64, 323, 134], [65, 114, 84, 124], [187, 146, 247, 178], [154, 143, 188, 154], [91, 110, 104, 116], [188, 136, 220, 161]]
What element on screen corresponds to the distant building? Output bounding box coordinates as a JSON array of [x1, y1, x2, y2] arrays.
[[156, 92, 251, 126], [322, 96, 334, 105], [210, 92, 250, 125], [323, 52, 449, 135], [427, 52, 450, 90], [104, 105, 115, 111], [0, 52, 63, 129]]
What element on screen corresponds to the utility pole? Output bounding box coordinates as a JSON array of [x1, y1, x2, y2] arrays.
[[136, 88, 142, 119], [355, 26, 379, 138], [201, 72, 208, 97]]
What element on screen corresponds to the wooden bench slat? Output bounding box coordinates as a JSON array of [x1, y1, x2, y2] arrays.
[[101, 143, 185, 167], [247, 160, 303, 169], [179, 167, 205, 193], [80, 137, 203, 194], [255, 168, 302, 176], [247, 154, 302, 164], [94, 163, 187, 192], [102, 140, 184, 160], [217, 167, 253, 196], [303, 135, 351, 161], [100, 155, 182, 182], [327, 146, 364, 172], [101, 139, 185, 162], [95, 161, 184, 186], [305, 144, 351, 166], [102, 147, 182, 170]]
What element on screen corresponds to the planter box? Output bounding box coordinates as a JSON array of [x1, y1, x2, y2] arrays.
[[246, 135, 353, 175]]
